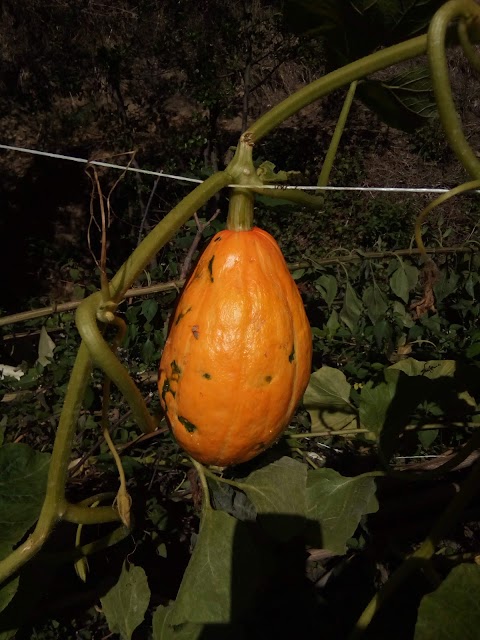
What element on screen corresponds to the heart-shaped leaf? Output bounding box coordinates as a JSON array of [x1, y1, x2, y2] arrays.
[[415, 564, 480, 639], [0, 444, 50, 548], [306, 468, 378, 554], [100, 562, 150, 640]]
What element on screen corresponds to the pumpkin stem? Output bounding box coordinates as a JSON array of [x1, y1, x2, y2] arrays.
[[225, 134, 261, 231], [227, 188, 254, 231]]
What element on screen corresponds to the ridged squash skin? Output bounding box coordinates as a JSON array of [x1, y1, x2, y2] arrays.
[[158, 226, 312, 466]]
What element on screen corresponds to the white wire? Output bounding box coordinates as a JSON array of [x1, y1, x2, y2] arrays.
[[0, 144, 203, 184], [1, 142, 479, 195]]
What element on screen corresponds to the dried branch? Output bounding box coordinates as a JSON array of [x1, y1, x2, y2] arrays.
[[180, 209, 221, 279], [0, 244, 476, 327]]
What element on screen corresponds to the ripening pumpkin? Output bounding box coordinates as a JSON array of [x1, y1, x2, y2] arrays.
[[158, 226, 312, 467]]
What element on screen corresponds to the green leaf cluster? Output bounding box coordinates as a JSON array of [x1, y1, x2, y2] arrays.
[[309, 251, 480, 383], [284, 0, 444, 131], [154, 457, 378, 637], [0, 444, 50, 633], [304, 357, 480, 456]]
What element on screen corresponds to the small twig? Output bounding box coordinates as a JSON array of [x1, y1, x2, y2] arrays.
[[116, 426, 168, 454], [69, 409, 131, 478], [0, 280, 186, 327], [138, 172, 162, 245], [147, 451, 163, 491], [0, 244, 477, 328], [190, 459, 212, 512], [180, 209, 221, 279], [85, 153, 137, 301], [85, 167, 103, 272], [68, 397, 159, 478], [288, 422, 480, 440], [396, 449, 480, 473], [95, 314, 133, 527]]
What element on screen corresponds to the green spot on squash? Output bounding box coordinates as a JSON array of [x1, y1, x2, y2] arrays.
[[214, 235, 222, 242], [265, 375, 272, 383], [161, 378, 170, 402], [175, 306, 192, 325], [288, 347, 295, 363], [202, 372, 212, 379], [171, 360, 182, 375], [208, 255, 215, 282], [255, 442, 266, 451], [161, 378, 175, 403], [178, 416, 197, 433], [171, 360, 182, 382]]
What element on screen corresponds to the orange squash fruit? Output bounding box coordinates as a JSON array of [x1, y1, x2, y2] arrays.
[[158, 226, 312, 466]]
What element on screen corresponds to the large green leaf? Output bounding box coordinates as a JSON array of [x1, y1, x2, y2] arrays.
[[313, 409, 357, 431], [349, 0, 446, 41], [415, 564, 480, 639], [388, 358, 456, 379], [381, 359, 478, 458], [243, 457, 307, 541], [359, 380, 397, 435], [315, 274, 338, 308], [390, 262, 419, 303], [284, 0, 442, 129], [340, 283, 363, 332], [0, 444, 50, 548], [304, 367, 357, 432], [434, 270, 460, 303], [284, 0, 445, 63], [372, 367, 423, 457], [171, 509, 263, 625], [304, 366, 351, 406], [384, 67, 436, 115], [141, 298, 158, 323], [100, 562, 150, 640], [363, 284, 389, 324], [153, 604, 203, 640], [418, 427, 438, 449], [358, 66, 436, 131], [392, 300, 415, 328], [306, 468, 379, 554], [283, 0, 343, 38], [209, 479, 256, 522]]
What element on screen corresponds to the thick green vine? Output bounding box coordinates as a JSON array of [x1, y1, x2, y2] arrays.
[[428, 0, 480, 179]]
